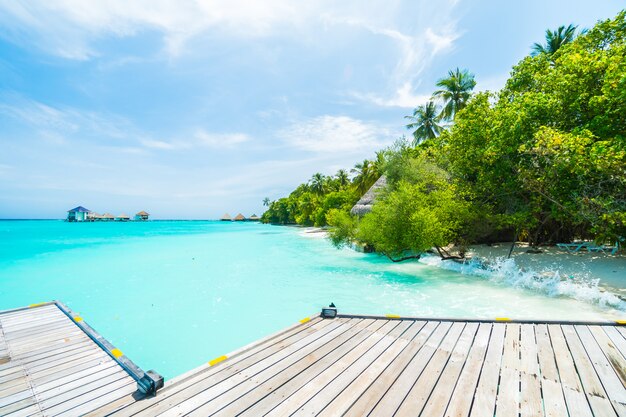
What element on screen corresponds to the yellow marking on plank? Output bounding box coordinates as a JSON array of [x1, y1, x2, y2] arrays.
[[111, 348, 123, 358], [299, 317, 311, 324], [616, 320, 626, 325], [29, 302, 47, 308], [385, 314, 401, 319], [495, 317, 511, 322], [73, 316, 83, 323], [209, 355, 227, 366]]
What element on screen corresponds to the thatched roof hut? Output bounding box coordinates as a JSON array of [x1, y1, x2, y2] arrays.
[[101, 213, 115, 221], [116, 213, 130, 221], [233, 213, 246, 221], [350, 175, 388, 216], [220, 213, 232, 221], [248, 214, 260, 221]]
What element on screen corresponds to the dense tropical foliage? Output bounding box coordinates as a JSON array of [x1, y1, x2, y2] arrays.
[[264, 12, 626, 258]]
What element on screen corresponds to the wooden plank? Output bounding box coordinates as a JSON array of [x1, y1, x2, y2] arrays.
[[36, 365, 124, 403], [590, 326, 626, 387], [0, 395, 38, 416], [115, 318, 346, 416], [469, 323, 506, 417], [34, 361, 118, 395], [315, 321, 427, 417], [548, 325, 594, 417], [367, 321, 454, 415], [495, 323, 521, 417], [37, 371, 132, 410], [262, 320, 401, 417], [4, 403, 43, 417], [561, 325, 617, 416], [575, 325, 626, 416], [219, 319, 382, 416], [443, 323, 491, 417], [604, 326, 626, 353], [46, 379, 136, 417], [417, 322, 480, 417], [534, 323, 568, 417], [519, 324, 542, 417], [144, 319, 357, 416], [186, 319, 383, 416], [0, 341, 93, 376], [294, 321, 418, 416], [394, 322, 468, 417]]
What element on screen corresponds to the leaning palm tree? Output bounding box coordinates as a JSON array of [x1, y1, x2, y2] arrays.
[[405, 101, 443, 145], [531, 24, 580, 56], [432, 68, 476, 121], [262, 197, 271, 207]]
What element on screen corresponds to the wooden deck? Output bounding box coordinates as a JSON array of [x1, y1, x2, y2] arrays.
[[1, 305, 626, 416], [97, 313, 626, 417], [0, 302, 158, 417]]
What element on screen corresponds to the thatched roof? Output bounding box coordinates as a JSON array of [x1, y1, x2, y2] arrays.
[[233, 213, 246, 221], [136, 210, 149, 216], [221, 213, 232, 220], [350, 175, 388, 216], [117, 213, 130, 219], [248, 214, 260, 220], [102, 213, 115, 219]]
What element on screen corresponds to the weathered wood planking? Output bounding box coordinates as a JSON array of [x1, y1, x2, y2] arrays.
[[1, 304, 625, 417], [99, 314, 626, 416], [0, 303, 144, 416]]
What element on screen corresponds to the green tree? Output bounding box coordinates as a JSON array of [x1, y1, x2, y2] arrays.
[[404, 101, 443, 145], [531, 24, 580, 56], [310, 173, 326, 195], [262, 197, 270, 207], [433, 68, 476, 121]]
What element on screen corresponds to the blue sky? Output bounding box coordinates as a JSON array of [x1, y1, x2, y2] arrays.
[[0, 1, 623, 219]]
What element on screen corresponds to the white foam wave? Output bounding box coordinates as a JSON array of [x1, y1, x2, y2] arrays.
[[419, 254, 626, 311]]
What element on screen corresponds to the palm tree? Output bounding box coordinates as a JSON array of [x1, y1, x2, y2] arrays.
[[262, 197, 270, 207], [310, 173, 326, 195], [531, 24, 580, 56], [404, 101, 443, 145], [335, 169, 349, 187], [432, 68, 476, 121]]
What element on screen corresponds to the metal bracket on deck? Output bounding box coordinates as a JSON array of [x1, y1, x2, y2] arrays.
[[138, 370, 164, 395], [321, 303, 337, 319]]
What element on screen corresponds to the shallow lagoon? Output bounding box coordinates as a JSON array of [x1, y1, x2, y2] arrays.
[[0, 220, 623, 378]]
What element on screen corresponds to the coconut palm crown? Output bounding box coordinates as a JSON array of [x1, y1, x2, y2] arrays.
[[432, 68, 476, 121], [404, 101, 443, 146], [531, 24, 581, 56]]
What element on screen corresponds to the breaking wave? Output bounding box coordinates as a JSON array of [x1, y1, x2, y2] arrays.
[[419, 254, 626, 311]]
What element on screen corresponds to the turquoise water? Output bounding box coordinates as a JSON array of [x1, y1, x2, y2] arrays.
[[0, 220, 623, 379]]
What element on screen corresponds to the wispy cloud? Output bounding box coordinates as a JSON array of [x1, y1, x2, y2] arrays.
[[279, 115, 390, 153], [194, 130, 250, 148], [351, 82, 432, 108]]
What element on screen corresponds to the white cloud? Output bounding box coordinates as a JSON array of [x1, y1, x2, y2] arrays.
[[0, 0, 302, 58], [279, 115, 389, 153], [194, 130, 250, 148], [425, 27, 458, 55], [351, 82, 431, 108]]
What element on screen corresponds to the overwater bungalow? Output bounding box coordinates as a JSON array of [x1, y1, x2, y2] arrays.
[[248, 214, 260, 221], [101, 213, 115, 221], [233, 213, 246, 221], [115, 213, 130, 222], [220, 213, 232, 221], [67, 206, 90, 222], [135, 211, 149, 221]]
